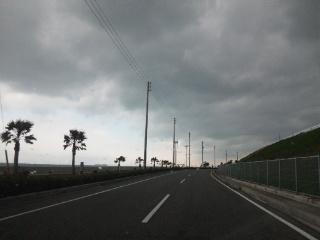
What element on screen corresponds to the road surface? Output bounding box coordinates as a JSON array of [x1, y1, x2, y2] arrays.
[[0, 169, 319, 239]]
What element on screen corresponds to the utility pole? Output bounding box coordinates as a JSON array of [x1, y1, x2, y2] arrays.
[[0, 91, 9, 174], [237, 152, 238, 161], [143, 81, 151, 170], [188, 132, 190, 167], [173, 118, 176, 167], [214, 145, 216, 167], [225, 149, 227, 163], [174, 139, 179, 166], [202, 141, 204, 164], [184, 142, 188, 168]]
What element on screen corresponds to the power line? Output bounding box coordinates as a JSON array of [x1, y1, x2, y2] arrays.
[[85, 0, 177, 123], [84, 0, 147, 86], [92, 0, 148, 85], [85, 0, 195, 154]]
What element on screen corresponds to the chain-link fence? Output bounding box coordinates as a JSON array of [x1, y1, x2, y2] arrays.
[[217, 155, 320, 197]]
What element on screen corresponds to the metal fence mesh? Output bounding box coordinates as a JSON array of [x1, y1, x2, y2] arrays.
[[217, 155, 320, 197]]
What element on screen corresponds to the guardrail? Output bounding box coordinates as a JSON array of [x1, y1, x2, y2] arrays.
[[217, 155, 320, 197]]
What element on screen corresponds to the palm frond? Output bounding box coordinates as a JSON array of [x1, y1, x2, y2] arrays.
[[63, 135, 71, 144], [24, 134, 37, 144], [63, 144, 71, 150], [64, 129, 87, 151], [5, 119, 35, 139], [6, 120, 16, 131], [1, 131, 13, 143]]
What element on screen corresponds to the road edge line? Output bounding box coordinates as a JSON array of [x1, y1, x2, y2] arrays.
[[210, 171, 317, 240]]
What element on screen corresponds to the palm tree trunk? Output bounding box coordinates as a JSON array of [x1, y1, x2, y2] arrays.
[[13, 142, 20, 175], [72, 143, 76, 175], [118, 162, 120, 172], [72, 152, 76, 175]]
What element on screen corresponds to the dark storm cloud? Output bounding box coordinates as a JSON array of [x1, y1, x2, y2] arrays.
[[0, 1, 129, 97], [1, 0, 319, 159]]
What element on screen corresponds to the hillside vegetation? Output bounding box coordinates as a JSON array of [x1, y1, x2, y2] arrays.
[[241, 127, 320, 162]]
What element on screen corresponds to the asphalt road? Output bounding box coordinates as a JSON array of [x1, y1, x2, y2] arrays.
[[0, 169, 319, 240]]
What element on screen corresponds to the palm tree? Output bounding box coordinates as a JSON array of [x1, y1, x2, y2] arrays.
[[162, 160, 168, 168], [63, 129, 87, 175], [115, 156, 126, 171], [158, 159, 165, 168], [151, 157, 159, 169], [135, 157, 143, 170], [163, 161, 171, 168], [1, 119, 37, 175], [202, 161, 210, 168]]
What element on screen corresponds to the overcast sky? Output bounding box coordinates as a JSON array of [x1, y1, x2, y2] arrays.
[[0, 0, 319, 167]]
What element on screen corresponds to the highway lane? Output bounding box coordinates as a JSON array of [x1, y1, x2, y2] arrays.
[[0, 169, 319, 240]]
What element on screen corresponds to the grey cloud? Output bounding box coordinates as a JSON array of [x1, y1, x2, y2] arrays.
[[0, 0, 319, 162]]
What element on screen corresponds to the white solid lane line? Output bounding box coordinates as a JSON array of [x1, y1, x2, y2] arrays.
[[180, 179, 185, 183], [141, 194, 170, 223], [0, 172, 175, 222], [210, 172, 317, 240]]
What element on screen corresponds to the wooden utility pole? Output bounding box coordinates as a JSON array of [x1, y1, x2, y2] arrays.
[[143, 82, 151, 170]]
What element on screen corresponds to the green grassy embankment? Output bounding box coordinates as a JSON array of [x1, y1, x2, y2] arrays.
[[232, 127, 320, 196], [241, 127, 320, 162]]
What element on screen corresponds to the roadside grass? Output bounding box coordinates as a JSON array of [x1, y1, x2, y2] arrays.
[[0, 168, 182, 198], [241, 127, 320, 162], [230, 127, 320, 196]]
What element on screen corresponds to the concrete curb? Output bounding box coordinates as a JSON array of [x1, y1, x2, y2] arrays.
[[214, 172, 320, 232]]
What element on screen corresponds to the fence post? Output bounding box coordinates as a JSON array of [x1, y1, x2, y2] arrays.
[[318, 154, 320, 194], [279, 159, 281, 190], [250, 162, 252, 182], [236, 163, 238, 179], [295, 158, 298, 194], [267, 160, 269, 187], [258, 161, 260, 185]]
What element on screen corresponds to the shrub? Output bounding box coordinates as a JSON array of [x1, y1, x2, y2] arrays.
[[0, 167, 183, 198]]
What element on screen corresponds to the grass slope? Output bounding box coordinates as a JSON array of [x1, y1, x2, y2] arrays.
[[241, 127, 320, 162]]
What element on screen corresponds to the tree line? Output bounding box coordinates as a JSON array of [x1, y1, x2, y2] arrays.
[[1, 119, 172, 175]]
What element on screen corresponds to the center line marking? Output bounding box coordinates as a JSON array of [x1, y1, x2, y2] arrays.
[[180, 179, 185, 183], [141, 194, 170, 223]]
